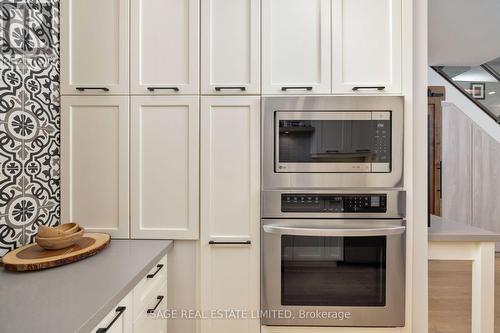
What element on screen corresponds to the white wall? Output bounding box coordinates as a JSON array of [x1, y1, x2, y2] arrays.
[[428, 67, 500, 143], [429, 0, 500, 66]]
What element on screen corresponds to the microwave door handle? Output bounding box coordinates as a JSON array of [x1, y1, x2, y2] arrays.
[[262, 224, 405, 237]]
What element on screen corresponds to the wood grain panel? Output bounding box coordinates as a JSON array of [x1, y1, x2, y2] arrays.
[[441, 103, 473, 225], [472, 127, 500, 240], [428, 86, 445, 216], [428, 258, 500, 333]]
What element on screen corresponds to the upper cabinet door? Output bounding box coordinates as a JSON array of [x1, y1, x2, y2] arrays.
[[262, 0, 331, 94], [61, 0, 129, 95], [131, 0, 199, 95], [201, 0, 260, 94], [200, 97, 260, 242], [332, 0, 402, 93], [61, 96, 130, 238], [131, 96, 199, 240]]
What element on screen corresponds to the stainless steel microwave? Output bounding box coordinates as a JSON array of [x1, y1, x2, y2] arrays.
[[262, 96, 404, 189]]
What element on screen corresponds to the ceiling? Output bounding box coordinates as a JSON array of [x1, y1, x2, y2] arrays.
[[429, 0, 500, 66]]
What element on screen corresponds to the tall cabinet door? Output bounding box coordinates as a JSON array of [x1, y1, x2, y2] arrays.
[[131, 0, 199, 94], [332, 0, 402, 93], [262, 0, 331, 94], [61, 96, 129, 238], [60, 0, 129, 95], [131, 96, 199, 239], [200, 97, 260, 333], [201, 0, 260, 94]]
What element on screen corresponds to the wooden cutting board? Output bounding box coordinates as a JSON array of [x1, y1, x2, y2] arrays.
[[1, 233, 111, 272]]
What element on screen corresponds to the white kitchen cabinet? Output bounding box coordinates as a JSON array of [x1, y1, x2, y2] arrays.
[[262, 0, 331, 94], [332, 0, 402, 93], [61, 96, 129, 238], [201, 0, 260, 94], [133, 283, 167, 333], [133, 255, 168, 333], [61, 0, 129, 95], [200, 97, 260, 333], [92, 255, 168, 333], [131, 96, 199, 240], [92, 293, 133, 333], [131, 0, 199, 94]]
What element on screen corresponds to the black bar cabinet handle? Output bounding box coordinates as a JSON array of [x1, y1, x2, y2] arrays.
[[215, 86, 246, 91], [147, 296, 165, 314], [438, 161, 443, 199], [76, 87, 109, 92], [146, 264, 164, 279], [209, 240, 251, 245], [96, 306, 126, 333], [352, 86, 386, 91], [281, 86, 313, 91], [147, 87, 180, 92]]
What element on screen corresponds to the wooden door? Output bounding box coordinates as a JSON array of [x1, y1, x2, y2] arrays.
[[428, 86, 445, 217]]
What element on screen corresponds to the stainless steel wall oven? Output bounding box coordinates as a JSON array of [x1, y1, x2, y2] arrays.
[[261, 190, 406, 327], [262, 96, 404, 189]]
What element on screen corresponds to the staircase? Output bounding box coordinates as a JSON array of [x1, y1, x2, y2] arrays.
[[432, 57, 500, 124], [430, 59, 500, 250]]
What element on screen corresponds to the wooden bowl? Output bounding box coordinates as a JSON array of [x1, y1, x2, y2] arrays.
[[37, 223, 80, 238], [35, 228, 84, 250], [58, 223, 80, 235]]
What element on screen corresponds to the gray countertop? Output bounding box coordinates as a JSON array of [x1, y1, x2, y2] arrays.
[[0, 239, 173, 333], [429, 215, 500, 242]]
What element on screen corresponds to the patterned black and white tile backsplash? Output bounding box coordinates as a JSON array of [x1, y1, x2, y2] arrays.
[[0, 0, 60, 256]]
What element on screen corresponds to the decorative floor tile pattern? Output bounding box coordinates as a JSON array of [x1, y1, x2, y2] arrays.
[[0, 0, 60, 257]]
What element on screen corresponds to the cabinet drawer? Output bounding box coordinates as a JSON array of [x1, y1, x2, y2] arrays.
[[92, 292, 132, 333], [133, 255, 167, 319], [133, 283, 167, 332]]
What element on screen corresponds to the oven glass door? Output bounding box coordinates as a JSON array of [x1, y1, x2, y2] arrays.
[[261, 219, 406, 326], [281, 235, 386, 306], [275, 111, 391, 173]]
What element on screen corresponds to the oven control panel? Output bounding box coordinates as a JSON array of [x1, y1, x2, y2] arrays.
[[281, 194, 387, 213]]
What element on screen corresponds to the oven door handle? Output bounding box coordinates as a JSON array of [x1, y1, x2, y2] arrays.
[[262, 224, 405, 237]]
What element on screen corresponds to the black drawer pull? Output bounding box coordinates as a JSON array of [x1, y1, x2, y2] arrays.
[[76, 87, 109, 92], [96, 306, 126, 333], [281, 86, 313, 91], [147, 264, 164, 279], [214, 86, 246, 91], [209, 240, 251, 245], [147, 296, 165, 314], [352, 86, 386, 91], [147, 87, 180, 92]]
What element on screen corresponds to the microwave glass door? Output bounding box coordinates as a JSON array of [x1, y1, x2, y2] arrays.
[[276, 111, 391, 172], [281, 235, 386, 306]]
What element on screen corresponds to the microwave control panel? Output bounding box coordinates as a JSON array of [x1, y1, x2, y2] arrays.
[[281, 194, 387, 213]]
